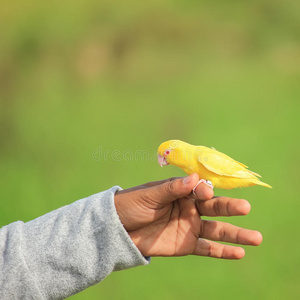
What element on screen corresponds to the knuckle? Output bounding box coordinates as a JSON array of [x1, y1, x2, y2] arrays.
[[219, 225, 226, 241], [165, 179, 175, 195], [221, 245, 226, 258], [167, 177, 178, 182], [213, 199, 221, 215], [207, 243, 214, 257], [200, 220, 206, 238], [226, 200, 230, 215]]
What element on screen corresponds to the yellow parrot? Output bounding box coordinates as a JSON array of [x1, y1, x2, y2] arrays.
[[157, 140, 271, 190]]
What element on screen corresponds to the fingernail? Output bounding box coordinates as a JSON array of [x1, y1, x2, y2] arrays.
[[183, 175, 192, 185]]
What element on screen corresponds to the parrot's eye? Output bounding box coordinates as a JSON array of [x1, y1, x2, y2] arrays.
[[164, 150, 170, 156]]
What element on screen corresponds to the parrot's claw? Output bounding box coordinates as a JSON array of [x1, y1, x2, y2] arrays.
[[193, 179, 214, 196]]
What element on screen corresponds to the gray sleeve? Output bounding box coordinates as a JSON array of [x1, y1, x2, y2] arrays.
[[0, 186, 149, 299]]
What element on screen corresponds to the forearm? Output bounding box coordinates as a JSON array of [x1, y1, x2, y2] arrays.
[[0, 187, 149, 299]]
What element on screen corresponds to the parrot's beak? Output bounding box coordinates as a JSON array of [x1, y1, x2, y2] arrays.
[[158, 154, 169, 167]]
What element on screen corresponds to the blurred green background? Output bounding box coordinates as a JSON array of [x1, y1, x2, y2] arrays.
[[0, 0, 299, 299]]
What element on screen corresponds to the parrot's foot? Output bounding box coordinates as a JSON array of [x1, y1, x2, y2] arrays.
[[193, 179, 214, 196]]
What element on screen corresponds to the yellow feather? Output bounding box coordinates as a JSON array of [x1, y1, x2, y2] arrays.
[[157, 140, 272, 190]]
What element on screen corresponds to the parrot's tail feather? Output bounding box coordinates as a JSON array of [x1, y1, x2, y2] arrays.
[[256, 181, 272, 188], [248, 170, 262, 178]]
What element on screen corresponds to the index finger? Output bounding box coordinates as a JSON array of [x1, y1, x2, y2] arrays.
[[193, 182, 214, 201]]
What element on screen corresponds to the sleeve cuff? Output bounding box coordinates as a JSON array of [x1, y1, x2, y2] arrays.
[[109, 186, 151, 270]]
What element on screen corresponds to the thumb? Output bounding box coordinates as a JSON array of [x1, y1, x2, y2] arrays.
[[145, 173, 200, 206]]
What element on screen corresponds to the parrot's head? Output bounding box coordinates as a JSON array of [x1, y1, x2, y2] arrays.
[[157, 140, 187, 168]]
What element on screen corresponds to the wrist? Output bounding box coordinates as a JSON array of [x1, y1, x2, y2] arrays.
[[114, 193, 128, 230]]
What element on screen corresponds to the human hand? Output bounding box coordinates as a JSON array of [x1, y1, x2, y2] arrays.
[[114, 173, 262, 259]]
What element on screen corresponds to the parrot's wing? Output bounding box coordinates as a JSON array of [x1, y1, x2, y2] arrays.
[[211, 147, 249, 168], [196, 147, 259, 179]]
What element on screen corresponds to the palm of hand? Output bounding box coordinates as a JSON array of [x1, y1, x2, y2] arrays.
[[128, 197, 201, 257]]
